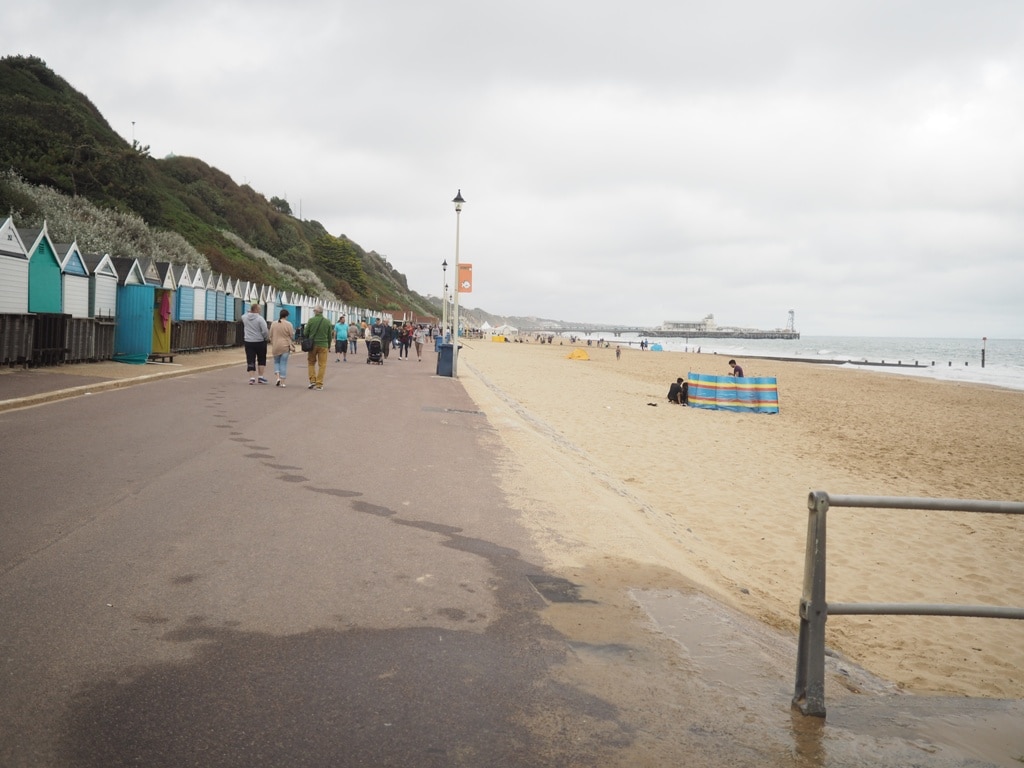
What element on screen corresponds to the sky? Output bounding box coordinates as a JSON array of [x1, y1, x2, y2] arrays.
[[8, 0, 1024, 337]]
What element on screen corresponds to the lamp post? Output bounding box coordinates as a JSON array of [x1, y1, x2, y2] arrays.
[[451, 189, 465, 378], [441, 259, 448, 341]]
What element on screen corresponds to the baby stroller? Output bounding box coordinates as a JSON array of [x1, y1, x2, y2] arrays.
[[366, 338, 384, 365]]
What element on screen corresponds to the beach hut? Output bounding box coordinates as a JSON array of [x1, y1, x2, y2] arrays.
[[79, 252, 117, 361], [0, 218, 31, 364], [190, 268, 207, 321], [151, 262, 176, 357], [0, 216, 29, 314], [55, 241, 90, 318], [223, 276, 236, 321], [19, 222, 62, 314], [264, 285, 279, 322], [202, 271, 217, 320], [111, 257, 155, 363], [233, 280, 249, 317], [246, 281, 260, 311], [82, 253, 117, 318], [214, 273, 227, 320], [172, 263, 193, 321]]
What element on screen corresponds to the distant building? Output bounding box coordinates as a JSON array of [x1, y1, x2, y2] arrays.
[[658, 314, 716, 334]]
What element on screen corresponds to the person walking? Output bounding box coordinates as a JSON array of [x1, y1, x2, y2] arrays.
[[241, 303, 270, 385], [381, 320, 393, 360], [348, 319, 360, 355], [412, 324, 426, 362], [305, 305, 333, 390], [334, 315, 349, 362], [398, 322, 413, 360], [269, 308, 296, 387]]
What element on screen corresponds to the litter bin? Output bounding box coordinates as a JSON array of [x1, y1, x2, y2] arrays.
[[436, 343, 462, 377], [434, 334, 442, 352]]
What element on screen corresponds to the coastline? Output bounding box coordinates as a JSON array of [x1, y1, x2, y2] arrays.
[[458, 338, 1024, 699]]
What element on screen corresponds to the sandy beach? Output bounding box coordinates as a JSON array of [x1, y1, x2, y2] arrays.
[[456, 337, 1024, 700]]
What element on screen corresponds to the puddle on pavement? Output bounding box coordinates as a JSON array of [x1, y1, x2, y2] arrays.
[[633, 588, 1024, 768]]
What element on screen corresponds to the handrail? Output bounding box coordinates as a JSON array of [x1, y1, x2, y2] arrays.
[[792, 491, 1024, 717]]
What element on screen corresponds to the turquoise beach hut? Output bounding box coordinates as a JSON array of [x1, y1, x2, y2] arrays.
[[111, 257, 155, 363], [19, 222, 62, 314]]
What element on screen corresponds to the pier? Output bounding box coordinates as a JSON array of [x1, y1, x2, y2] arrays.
[[518, 326, 800, 340]]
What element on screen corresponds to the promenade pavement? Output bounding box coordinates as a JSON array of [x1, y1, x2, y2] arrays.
[[0, 347, 245, 411]]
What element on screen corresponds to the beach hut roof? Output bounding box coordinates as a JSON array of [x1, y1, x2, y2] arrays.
[[171, 263, 191, 285], [17, 222, 60, 266], [0, 217, 28, 259], [154, 261, 177, 290], [54, 242, 88, 275], [137, 257, 162, 286], [82, 252, 117, 277], [110, 257, 146, 286]]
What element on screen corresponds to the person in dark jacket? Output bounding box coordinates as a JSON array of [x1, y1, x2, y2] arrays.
[[667, 377, 688, 405], [381, 321, 394, 360]]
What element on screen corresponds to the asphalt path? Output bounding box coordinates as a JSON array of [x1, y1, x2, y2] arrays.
[[1, 351, 1021, 767], [2, 355, 594, 767]]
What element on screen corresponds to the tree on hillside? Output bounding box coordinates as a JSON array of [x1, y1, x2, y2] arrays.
[[313, 234, 368, 295], [269, 196, 291, 215]]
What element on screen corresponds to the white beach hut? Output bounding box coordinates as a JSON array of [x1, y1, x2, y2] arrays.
[[190, 268, 207, 320], [0, 216, 29, 314], [55, 241, 90, 318], [82, 253, 117, 318]]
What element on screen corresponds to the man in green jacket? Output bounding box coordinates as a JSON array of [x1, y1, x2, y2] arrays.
[[305, 304, 333, 390]]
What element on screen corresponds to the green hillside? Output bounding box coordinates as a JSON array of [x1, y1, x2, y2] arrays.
[[0, 54, 437, 319]]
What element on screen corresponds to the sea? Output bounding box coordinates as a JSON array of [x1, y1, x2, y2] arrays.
[[562, 334, 1024, 392]]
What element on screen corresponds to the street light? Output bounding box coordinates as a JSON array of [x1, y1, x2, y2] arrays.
[[451, 189, 465, 378], [441, 259, 448, 340]]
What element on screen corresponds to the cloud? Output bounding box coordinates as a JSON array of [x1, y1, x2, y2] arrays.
[[8, 0, 1024, 336]]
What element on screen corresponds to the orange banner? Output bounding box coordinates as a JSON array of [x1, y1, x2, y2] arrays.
[[457, 263, 473, 293]]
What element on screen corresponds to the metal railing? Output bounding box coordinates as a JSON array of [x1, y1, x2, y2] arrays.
[[792, 491, 1024, 717]]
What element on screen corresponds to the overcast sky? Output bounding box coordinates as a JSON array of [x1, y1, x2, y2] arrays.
[[9, 1, 1024, 337]]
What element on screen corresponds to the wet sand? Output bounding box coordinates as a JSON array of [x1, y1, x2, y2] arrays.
[[457, 338, 1024, 700]]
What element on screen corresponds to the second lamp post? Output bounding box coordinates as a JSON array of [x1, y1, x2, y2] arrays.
[[451, 189, 465, 378]]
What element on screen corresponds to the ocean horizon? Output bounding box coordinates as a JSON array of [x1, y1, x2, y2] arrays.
[[552, 333, 1024, 392]]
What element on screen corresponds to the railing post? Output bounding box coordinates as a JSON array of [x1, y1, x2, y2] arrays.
[[793, 491, 830, 716]]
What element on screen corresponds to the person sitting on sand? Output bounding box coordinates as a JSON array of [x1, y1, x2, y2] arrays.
[[667, 377, 688, 405], [728, 359, 744, 377]]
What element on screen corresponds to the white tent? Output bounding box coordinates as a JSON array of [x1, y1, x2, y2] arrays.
[[480, 321, 492, 331], [494, 323, 518, 335]]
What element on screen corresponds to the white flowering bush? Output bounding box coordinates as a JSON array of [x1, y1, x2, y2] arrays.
[[3, 172, 211, 270], [219, 230, 335, 299]]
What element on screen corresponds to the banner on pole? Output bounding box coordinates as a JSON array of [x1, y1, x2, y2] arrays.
[[458, 263, 473, 293]]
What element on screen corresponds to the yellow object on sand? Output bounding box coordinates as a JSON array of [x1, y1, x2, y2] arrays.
[[567, 349, 590, 360]]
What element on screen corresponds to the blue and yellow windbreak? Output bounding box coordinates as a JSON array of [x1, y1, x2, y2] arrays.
[[687, 372, 779, 414]]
